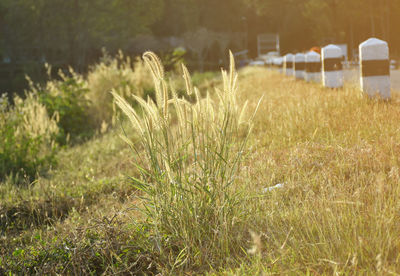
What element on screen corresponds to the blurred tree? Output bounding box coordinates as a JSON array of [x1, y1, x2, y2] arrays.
[[152, 0, 198, 36], [153, 0, 247, 36], [241, 0, 400, 57], [1, 0, 400, 93], [1, 0, 163, 71]]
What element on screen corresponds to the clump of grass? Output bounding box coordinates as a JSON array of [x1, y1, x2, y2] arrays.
[[28, 66, 94, 144], [113, 51, 259, 270], [0, 92, 59, 181], [25, 52, 158, 143], [87, 51, 154, 127]]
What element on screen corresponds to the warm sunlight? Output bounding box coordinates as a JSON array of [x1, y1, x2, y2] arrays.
[[1, 0, 400, 274]]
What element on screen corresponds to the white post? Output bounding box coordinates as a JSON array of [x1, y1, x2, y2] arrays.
[[284, 54, 294, 76], [305, 51, 321, 83], [266, 58, 272, 68], [272, 58, 278, 71], [277, 57, 284, 74], [294, 53, 306, 80], [359, 38, 390, 99], [322, 44, 343, 88]]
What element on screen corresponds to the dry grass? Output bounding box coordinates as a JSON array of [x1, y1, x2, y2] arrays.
[[0, 92, 59, 180], [87, 51, 154, 127], [0, 125, 136, 234], [222, 68, 400, 274], [3, 64, 400, 274], [113, 51, 259, 271]]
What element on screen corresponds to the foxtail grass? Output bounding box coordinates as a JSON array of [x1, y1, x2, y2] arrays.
[[113, 51, 260, 270]]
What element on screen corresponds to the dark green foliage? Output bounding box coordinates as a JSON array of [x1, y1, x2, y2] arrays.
[[38, 77, 94, 144], [191, 71, 219, 87], [1, 222, 158, 275], [160, 47, 187, 71]]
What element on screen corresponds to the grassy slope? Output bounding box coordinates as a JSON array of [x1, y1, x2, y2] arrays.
[[0, 126, 136, 230], [0, 126, 143, 273], [2, 67, 400, 274], [225, 68, 400, 274]]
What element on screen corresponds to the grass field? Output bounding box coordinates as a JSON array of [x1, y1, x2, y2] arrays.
[[2, 65, 400, 274]]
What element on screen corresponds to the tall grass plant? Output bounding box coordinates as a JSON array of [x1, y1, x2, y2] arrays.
[[0, 93, 59, 181], [88, 51, 154, 127], [113, 51, 259, 270]]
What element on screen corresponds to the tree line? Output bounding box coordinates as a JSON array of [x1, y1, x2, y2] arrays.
[[0, 0, 399, 92]]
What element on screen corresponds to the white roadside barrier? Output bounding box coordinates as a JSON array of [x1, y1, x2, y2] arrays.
[[277, 57, 284, 74], [322, 44, 343, 88], [359, 38, 390, 99], [249, 60, 265, 66], [266, 58, 273, 69], [272, 57, 279, 71], [305, 51, 321, 83], [262, 40, 393, 98], [271, 57, 283, 73], [284, 53, 294, 76], [294, 53, 306, 80]]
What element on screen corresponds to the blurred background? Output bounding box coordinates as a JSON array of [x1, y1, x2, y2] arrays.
[[1, 0, 399, 94]]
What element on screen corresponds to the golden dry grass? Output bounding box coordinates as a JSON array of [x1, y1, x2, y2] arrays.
[[3, 65, 400, 274], [87, 51, 154, 127], [223, 67, 400, 274], [112, 52, 258, 271]]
